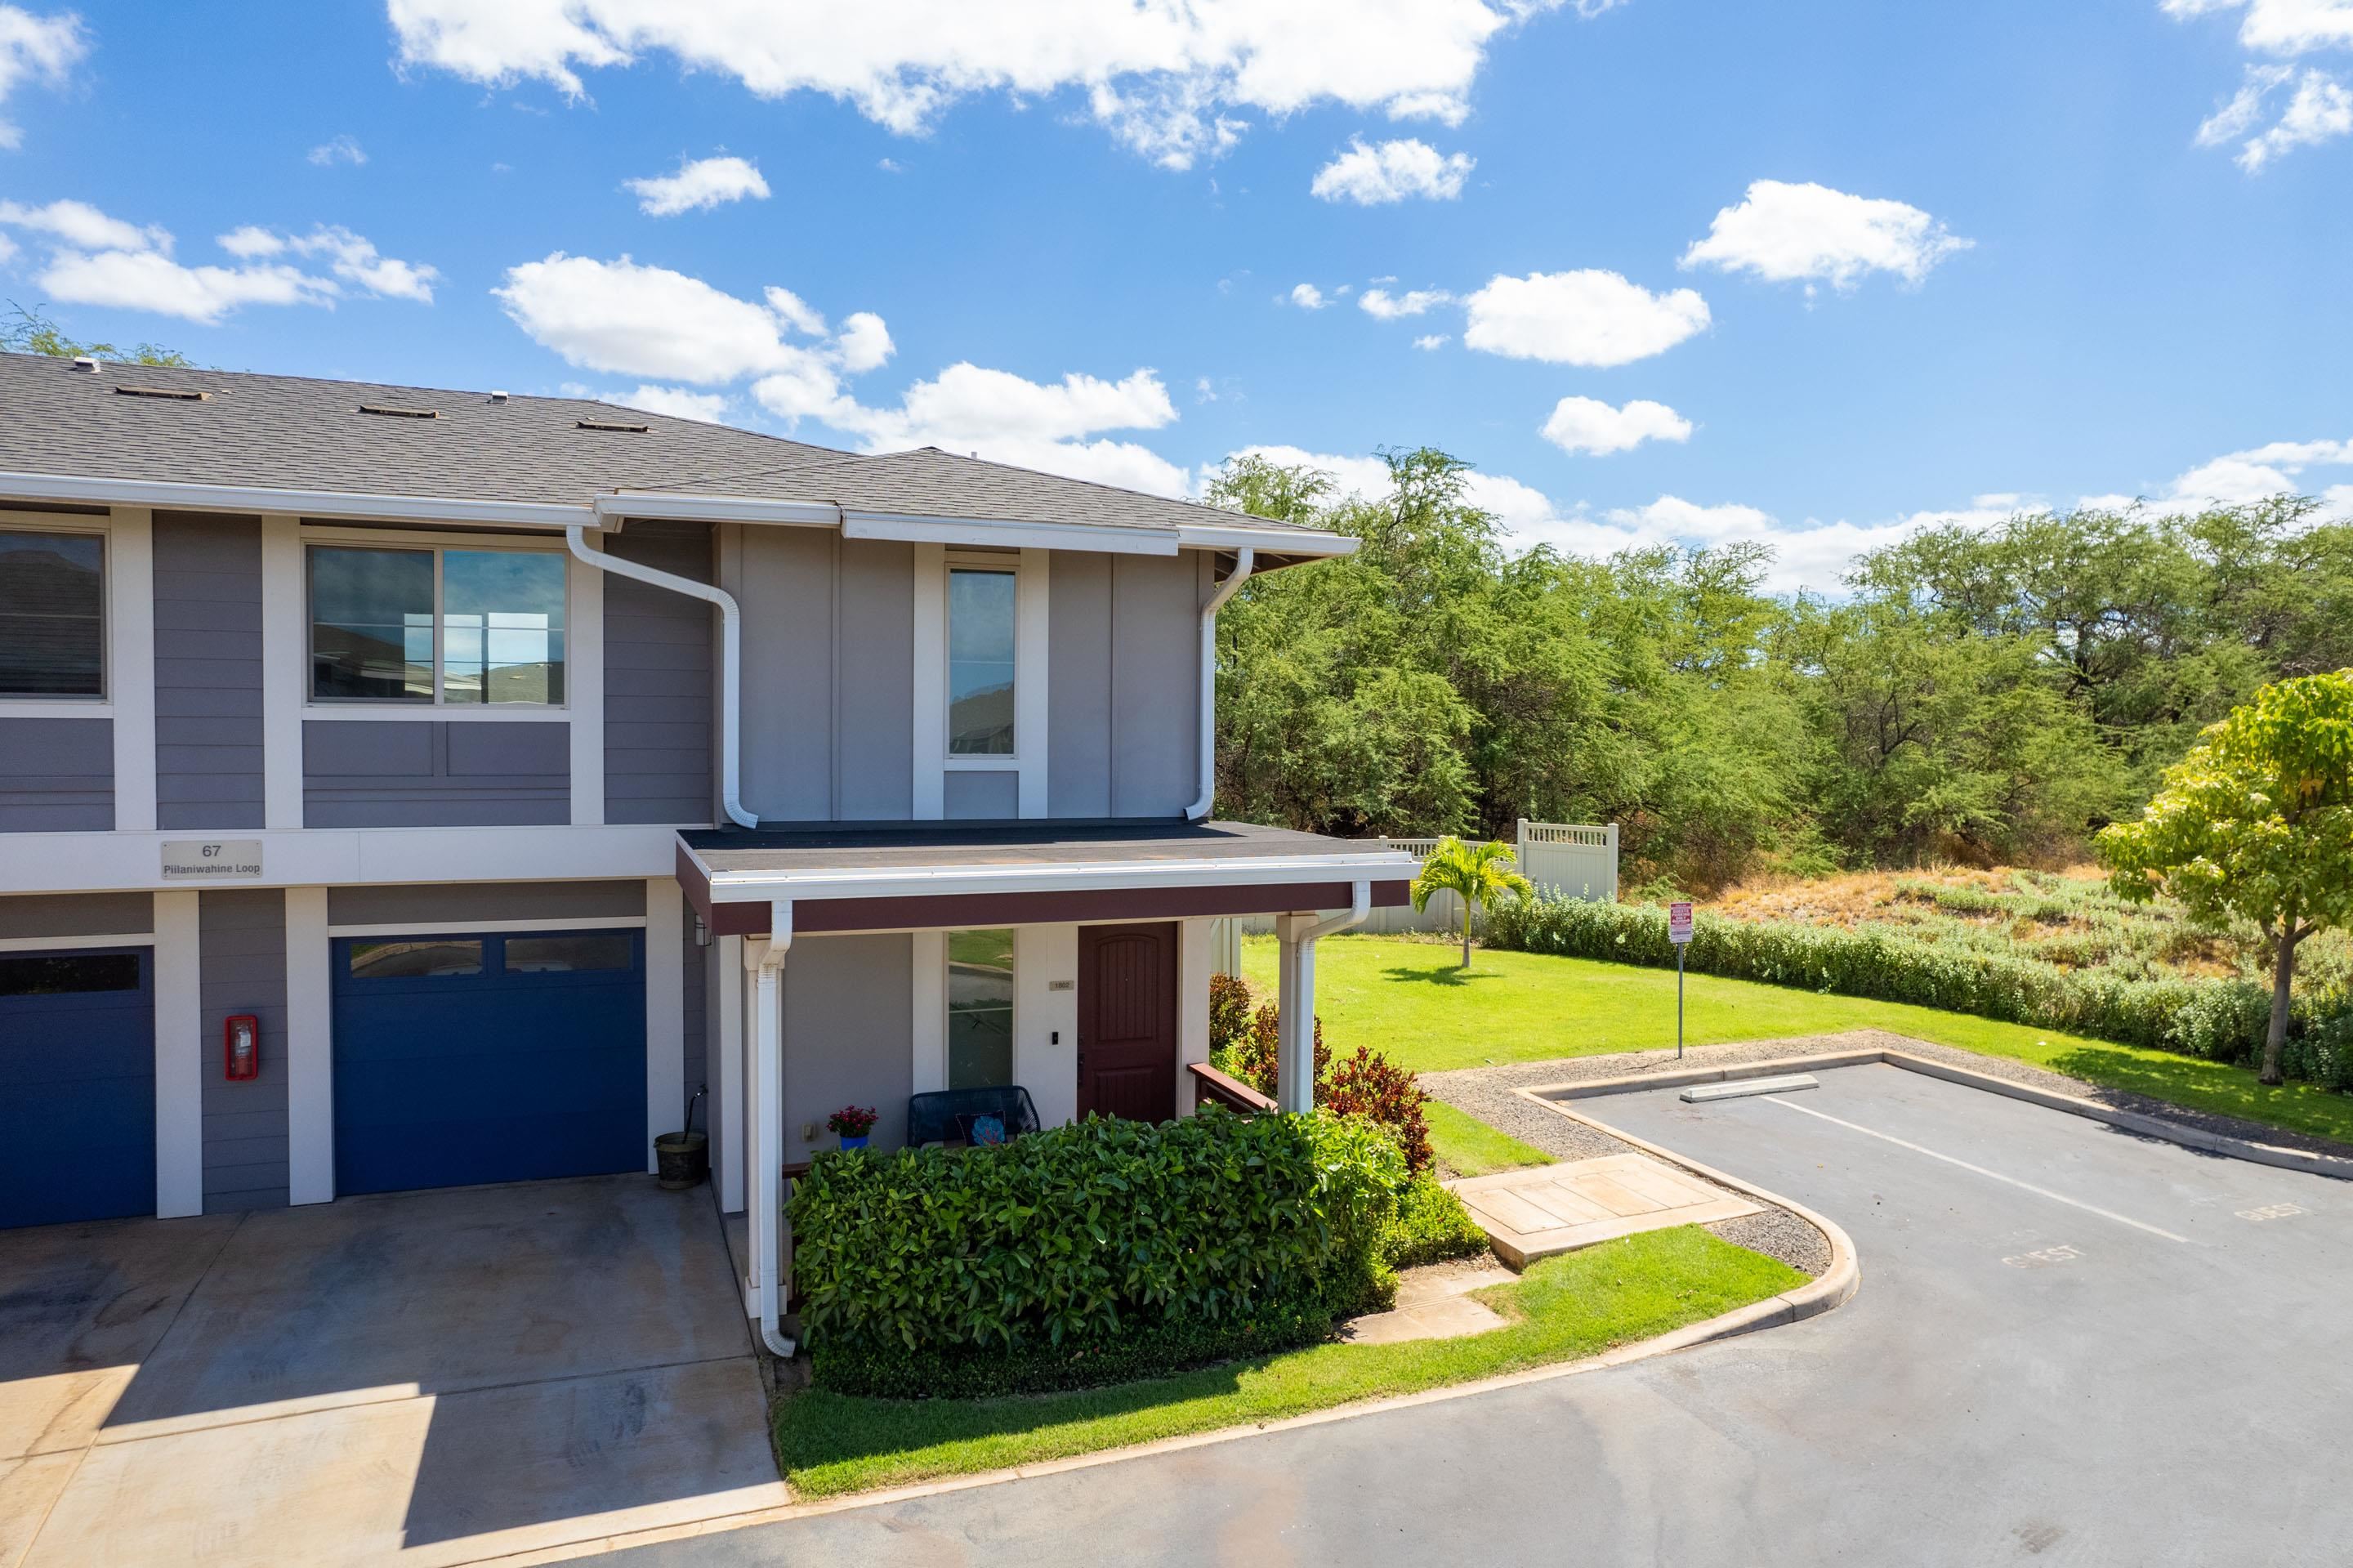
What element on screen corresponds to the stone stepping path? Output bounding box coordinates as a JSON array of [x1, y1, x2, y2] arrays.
[[1449, 1153, 1760, 1269]]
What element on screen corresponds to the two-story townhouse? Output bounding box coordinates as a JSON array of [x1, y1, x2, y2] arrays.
[[0, 351, 1413, 1349]]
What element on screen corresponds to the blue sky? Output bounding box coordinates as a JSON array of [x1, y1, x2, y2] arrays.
[[4, 0, 2351, 589]]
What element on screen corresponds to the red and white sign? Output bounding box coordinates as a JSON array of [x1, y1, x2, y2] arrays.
[[1668, 901, 1694, 945]]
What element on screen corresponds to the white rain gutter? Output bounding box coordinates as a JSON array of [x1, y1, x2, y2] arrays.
[[565, 525, 759, 830], [1185, 547, 1255, 822], [0, 470, 593, 529], [744, 900, 795, 1358], [1277, 880, 1372, 1115]]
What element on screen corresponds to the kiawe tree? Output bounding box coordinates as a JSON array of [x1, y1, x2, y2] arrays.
[[2097, 671, 2353, 1083], [1411, 836, 1534, 970]]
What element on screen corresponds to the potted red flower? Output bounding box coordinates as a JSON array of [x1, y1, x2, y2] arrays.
[[826, 1105, 879, 1150]]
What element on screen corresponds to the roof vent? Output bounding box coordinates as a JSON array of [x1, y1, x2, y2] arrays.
[[114, 384, 207, 401], [70, 355, 98, 373], [487, 390, 509, 404], [575, 418, 649, 434], [359, 403, 440, 420]]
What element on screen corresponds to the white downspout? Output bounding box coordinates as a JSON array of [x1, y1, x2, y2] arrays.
[[566, 524, 758, 830], [1185, 547, 1255, 822], [1277, 881, 1370, 1114], [744, 899, 795, 1357]]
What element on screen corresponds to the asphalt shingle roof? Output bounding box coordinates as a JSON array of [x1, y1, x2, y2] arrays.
[[0, 352, 1335, 543]]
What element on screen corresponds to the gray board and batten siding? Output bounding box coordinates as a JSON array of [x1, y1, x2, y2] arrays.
[[0, 716, 111, 831], [603, 519, 718, 826], [199, 887, 289, 1212], [302, 719, 569, 828], [154, 510, 266, 830]]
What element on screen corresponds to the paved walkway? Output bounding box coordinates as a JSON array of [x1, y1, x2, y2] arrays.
[[1337, 1260, 1517, 1345], [1449, 1152, 1760, 1267]]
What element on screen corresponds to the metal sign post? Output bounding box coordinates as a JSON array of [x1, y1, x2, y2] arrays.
[[1668, 901, 1694, 1059]]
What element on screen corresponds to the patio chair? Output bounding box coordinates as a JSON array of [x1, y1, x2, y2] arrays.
[[907, 1086, 1042, 1149]]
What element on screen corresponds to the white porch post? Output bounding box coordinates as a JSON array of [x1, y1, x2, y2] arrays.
[[1275, 886, 1373, 1116], [743, 901, 796, 1356], [1274, 913, 1312, 1115]]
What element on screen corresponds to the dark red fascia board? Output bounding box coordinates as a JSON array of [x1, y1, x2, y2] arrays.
[[675, 843, 1408, 936]]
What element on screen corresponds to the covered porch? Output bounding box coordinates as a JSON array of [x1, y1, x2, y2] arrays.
[[672, 819, 1416, 1350]]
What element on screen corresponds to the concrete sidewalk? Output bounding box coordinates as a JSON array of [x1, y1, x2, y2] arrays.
[[1, 1176, 787, 1568]]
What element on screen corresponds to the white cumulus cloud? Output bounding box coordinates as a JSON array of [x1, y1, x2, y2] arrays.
[[624, 152, 770, 215], [610, 384, 733, 422], [1309, 136, 1474, 203], [1288, 282, 1329, 309], [1358, 286, 1452, 319], [308, 134, 367, 167], [0, 201, 436, 322], [0, 5, 85, 150], [497, 252, 1187, 494], [2079, 435, 2353, 513], [1461, 269, 1710, 367], [386, 0, 1590, 169], [2172, 2, 2353, 168], [1680, 179, 1971, 290], [1413, 333, 1449, 350], [1539, 395, 1692, 456]]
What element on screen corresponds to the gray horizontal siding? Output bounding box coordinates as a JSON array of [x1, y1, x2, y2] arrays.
[[154, 510, 266, 830], [326, 879, 646, 927], [0, 891, 153, 939], [604, 520, 716, 826], [0, 716, 113, 831], [199, 887, 288, 1213], [303, 719, 569, 827]]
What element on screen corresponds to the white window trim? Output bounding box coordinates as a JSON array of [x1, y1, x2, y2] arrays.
[[0, 510, 118, 721], [913, 545, 1047, 818], [299, 529, 574, 717]]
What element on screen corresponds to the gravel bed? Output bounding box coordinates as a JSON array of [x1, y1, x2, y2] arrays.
[[1704, 1208, 1833, 1277]]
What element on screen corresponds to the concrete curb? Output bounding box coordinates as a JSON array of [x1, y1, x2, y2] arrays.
[[476, 1151, 1865, 1566], [1520, 1048, 2353, 1182]]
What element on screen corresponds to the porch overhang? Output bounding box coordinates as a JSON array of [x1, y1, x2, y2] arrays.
[[673, 820, 1417, 937]]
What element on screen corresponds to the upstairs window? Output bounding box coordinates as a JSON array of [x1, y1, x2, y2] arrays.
[[0, 528, 104, 698], [946, 565, 1016, 755], [309, 543, 565, 705]]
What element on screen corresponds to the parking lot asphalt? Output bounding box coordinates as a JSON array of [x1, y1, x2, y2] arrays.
[[592, 1063, 2353, 1567]]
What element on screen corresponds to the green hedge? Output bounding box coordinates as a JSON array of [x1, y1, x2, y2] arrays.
[[1482, 894, 2352, 1082], [1380, 1173, 1492, 1271], [791, 1107, 1407, 1396]]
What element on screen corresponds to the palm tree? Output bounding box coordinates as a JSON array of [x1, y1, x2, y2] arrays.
[[1411, 836, 1534, 969]]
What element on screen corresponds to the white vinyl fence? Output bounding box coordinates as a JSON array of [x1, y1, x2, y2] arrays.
[[1212, 820, 1618, 974]]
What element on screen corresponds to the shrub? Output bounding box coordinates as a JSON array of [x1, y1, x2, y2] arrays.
[[1379, 1173, 1490, 1271], [1324, 1045, 1433, 1174], [791, 1106, 1405, 1397], [1483, 891, 2353, 1085], [1210, 975, 1436, 1174], [1208, 971, 1254, 1057]]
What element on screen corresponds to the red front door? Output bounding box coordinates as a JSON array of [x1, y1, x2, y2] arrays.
[[1077, 922, 1179, 1123]]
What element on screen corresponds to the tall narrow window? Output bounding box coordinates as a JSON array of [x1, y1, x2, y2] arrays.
[[946, 928, 1016, 1089], [307, 543, 565, 705], [946, 566, 1016, 755], [0, 529, 104, 697]]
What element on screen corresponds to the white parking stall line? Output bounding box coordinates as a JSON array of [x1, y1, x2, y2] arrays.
[[1758, 1095, 2192, 1244]]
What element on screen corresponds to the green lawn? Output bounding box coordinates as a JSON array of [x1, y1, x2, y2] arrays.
[[1424, 1099, 1553, 1175], [775, 1225, 1801, 1498], [1244, 933, 2353, 1149]]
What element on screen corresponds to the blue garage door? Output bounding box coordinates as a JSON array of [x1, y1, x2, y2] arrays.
[[332, 929, 646, 1196], [0, 946, 154, 1229]]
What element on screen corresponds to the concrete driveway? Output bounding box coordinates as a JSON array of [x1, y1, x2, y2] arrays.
[[592, 1063, 2353, 1566], [1, 1176, 785, 1568]]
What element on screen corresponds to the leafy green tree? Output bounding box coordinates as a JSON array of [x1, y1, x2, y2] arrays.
[[1411, 836, 1534, 968], [2097, 671, 2353, 1083], [3, 302, 199, 368]]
